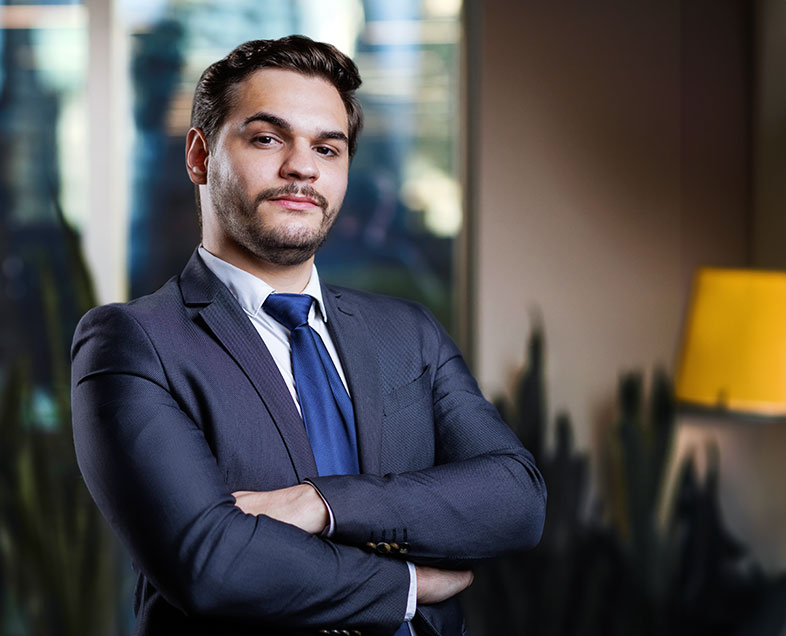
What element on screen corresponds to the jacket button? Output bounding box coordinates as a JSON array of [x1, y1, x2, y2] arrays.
[[365, 541, 377, 551], [399, 542, 410, 554], [375, 541, 391, 554]]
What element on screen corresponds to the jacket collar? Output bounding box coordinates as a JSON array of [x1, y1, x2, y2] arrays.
[[180, 249, 384, 477], [179, 249, 319, 479]]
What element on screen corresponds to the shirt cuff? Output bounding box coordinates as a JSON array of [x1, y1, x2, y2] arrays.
[[304, 480, 415, 623], [302, 479, 335, 536], [405, 561, 417, 621]]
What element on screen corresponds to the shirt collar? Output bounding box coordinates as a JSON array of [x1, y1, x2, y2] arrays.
[[197, 246, 329, 322]]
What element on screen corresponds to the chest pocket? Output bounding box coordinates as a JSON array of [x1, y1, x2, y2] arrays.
[[383, 366, 431, 414], [381, 366, 434, 471]]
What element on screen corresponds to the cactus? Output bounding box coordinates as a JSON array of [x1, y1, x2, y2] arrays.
[[462, 327, 786, 636]]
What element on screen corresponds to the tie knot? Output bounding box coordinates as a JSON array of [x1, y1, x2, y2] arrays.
[[263, 293, 314, 331]]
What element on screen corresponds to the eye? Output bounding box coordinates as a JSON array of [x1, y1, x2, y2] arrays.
[[253, 135, 277, 146], [314, 145, 338, 157]]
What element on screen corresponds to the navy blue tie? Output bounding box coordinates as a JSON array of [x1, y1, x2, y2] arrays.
[[263, 293, 359, 476], [265, 294, 410, 636]]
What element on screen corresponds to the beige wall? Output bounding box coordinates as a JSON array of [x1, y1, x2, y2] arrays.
[[681, 0, 786, 571], [475, 0, 750, 448], [473, 0, 786, 570], [752, 0, 786, 269]]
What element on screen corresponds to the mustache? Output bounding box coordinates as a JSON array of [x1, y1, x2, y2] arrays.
[[255, 183, 328, 210]]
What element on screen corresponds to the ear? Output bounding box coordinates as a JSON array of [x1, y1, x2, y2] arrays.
[[185, 127, 209, 185]]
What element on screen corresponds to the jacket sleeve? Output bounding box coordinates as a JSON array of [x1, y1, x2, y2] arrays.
[[308, 304, 547, 568], [71, 304, 409, 634]]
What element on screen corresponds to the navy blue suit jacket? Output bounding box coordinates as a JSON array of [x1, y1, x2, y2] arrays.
[[71, 251, 546, 636]]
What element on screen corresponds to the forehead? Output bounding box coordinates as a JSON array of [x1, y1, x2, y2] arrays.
[[226, 68, 348, 135]]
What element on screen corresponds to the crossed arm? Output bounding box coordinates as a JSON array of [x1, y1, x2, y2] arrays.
[[72, 303, 545, 631], [231, 485, 475, 604]]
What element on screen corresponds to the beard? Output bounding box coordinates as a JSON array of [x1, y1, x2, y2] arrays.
[[210, 178, 339, 267]]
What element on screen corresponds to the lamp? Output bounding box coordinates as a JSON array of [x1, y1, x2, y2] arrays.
[[675, 267, 786, 418]]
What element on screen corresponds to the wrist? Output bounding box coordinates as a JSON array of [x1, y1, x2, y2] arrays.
[[300, 482, 330, 535]]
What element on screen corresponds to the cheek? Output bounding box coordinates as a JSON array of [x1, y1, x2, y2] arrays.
[[210, 150, 257, 188], [208, 157, 232, 189], [325, 171, 348, 206]]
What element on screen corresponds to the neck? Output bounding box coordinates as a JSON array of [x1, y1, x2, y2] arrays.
[[201, 240, 314, 293]]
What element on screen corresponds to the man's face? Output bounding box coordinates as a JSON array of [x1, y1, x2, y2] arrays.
[[200, 68, 350, 267]]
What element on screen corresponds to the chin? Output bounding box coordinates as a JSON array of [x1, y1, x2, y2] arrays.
[[260, 245, 321, 267]]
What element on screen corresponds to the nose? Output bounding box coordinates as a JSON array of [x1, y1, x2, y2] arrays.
[[279, 140, 319, 182]]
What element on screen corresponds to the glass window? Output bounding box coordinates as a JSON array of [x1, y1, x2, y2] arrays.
[[0, 2, 464, 633], [0, 4, 109, 635], [122, 0, 464, 332]]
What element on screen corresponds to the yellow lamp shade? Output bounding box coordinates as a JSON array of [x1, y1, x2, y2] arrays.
[[676, 268, 786, 416]]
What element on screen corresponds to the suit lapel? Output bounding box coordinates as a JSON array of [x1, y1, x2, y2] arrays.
[[322, 284, 383, 475], [179, 251, 318, 480]]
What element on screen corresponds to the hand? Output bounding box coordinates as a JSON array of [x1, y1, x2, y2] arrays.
[[415, 565, 474, 604], [232, 484, 329, 535]]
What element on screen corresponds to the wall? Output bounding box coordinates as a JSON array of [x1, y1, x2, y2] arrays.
[[473, 0, 786, 570], [752, 0, 786, 269], [475, 0, 750, 450], [674, 0, 786, 572]]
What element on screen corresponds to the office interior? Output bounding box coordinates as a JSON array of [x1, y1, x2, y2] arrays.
[[1, 0, 785, 634]]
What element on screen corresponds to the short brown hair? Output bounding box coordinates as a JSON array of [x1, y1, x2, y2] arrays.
[[191, 35, 363, 157]]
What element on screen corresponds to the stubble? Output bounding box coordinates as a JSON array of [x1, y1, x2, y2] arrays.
[[211, 178, 339, 267]]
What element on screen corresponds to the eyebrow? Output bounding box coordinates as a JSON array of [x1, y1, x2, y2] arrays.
[[241, 111, 349, 146], [319, 130, 350, 145], [242, 111, 291, 131]]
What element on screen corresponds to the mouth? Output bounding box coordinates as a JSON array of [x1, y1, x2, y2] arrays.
[[268, 195, 321, 211]]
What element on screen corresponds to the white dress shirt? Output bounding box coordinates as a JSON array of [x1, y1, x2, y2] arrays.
[[198, 247, 417, 632]]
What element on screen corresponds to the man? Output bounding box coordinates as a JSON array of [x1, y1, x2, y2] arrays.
[[72, 36, 546, 636]]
